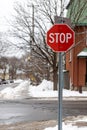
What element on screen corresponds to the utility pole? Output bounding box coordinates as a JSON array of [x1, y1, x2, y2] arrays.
[[28, 4, 35, 44], [29, 4, 35, 57], [32, 4, 34, 43]]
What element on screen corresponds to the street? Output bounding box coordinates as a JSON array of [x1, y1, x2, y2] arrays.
[[0, 99, 87, 124], [0, 99, 57, 124]]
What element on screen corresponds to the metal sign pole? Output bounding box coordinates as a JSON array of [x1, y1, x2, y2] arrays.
[[54, 13, 64, 130], [58, 1, 63, 129], [58, 52, 63, 130]]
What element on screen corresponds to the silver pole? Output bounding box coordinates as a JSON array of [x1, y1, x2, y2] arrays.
[[58, 1, 63, 130], [58, 52, 63, 130]]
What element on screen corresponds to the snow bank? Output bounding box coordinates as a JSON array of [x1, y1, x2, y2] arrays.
[[14, 79, 23, 83], [45, 116, 87, 130], [37, 79, 53, 91], [45, 124, 85, 130], [0, 79, 87, 100], [63, 89, 87, 97], [45, 124, 87, 130], [29, 79, 56, 98], [0, 87, 15, 100], [14, 80, 30, 93], [0, 80, 30, 99]]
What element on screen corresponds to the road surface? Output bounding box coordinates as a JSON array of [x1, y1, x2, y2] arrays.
[[0, 83, 87, 124], [0, 99, 87, 124]]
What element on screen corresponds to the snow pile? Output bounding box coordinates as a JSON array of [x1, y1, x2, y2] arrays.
[[45, 116, 87, 130], [29, 79, 56, 98], [29, 79, 53, 91], [0, 79, 87, 100], [14, 79, 23, 83], [37, 79, 53, 91], [0, 80, 30, 99], [0, 79, 54, 100], [63, 89, 87, 97], [45, 124, 87, 130], [14, 80, 30, 97], [0, 87, 15, 100]]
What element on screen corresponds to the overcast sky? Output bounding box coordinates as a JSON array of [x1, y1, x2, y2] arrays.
[[0, 0, 28, 31], [0, 0, 69, 58], [0, 0, 69, 31], [0, 0, 26, 57], [0, 0, 14, 31]]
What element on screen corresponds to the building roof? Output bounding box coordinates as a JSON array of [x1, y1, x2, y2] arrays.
[[77, 48, 87, 57], [66, 0, 87, 26], [66, 0, 74, 9], [75, 23, 87, 26]]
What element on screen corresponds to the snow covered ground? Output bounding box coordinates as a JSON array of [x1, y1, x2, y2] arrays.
[[45, 124, 87, 130], [44, 115, 87, 130], [0, 79, 87, 100], [0, 79, 87, 130]]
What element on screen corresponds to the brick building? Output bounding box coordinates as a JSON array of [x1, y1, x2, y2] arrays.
[[66, 25, 87, 90], [65, 0, 87, 90]]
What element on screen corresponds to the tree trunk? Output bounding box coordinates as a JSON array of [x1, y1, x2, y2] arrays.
[[53, 52, 58, 90], [3, 68, 6, 80], [53, 68, 58, 90]]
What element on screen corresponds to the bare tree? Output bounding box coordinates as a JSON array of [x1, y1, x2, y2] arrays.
[[0, 57, 8, 79], [9, 0, 63, 90], [0, 56, 24, 80], [0, 32, 10, 56], [9, 0, 87, 89], [8, 57, 21, 80]]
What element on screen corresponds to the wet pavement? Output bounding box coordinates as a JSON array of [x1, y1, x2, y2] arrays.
[[0, 99, 58, 124], [0, 98, 87, 124]]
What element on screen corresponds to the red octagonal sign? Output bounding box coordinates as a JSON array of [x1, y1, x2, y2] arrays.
[[46, 24, 75, 52]]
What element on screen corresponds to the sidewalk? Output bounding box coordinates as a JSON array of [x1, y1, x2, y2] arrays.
[[0, 117, 87, 130], [0, 120, 57, 130], [63, 115, 87, 128], [36, 96, 87, 101], [63, 96, 87, 100]]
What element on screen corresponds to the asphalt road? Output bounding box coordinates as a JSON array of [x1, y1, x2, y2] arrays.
[[0, 99, 57, 124], [0, 99, 87, 124]]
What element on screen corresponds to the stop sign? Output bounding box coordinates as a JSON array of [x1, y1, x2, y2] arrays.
[[46, 24, 75, 52]]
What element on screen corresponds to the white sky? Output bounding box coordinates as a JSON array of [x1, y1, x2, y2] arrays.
[[0, 0, 14, 16], [0, 0, 28, 31], [0, 0, 69, 58], [0, 0, 27, 58], [0, 0, 69, 31], [0, 0, 14, 31]]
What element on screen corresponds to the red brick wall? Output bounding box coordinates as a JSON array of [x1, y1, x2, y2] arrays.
[[78, 58, 86, 86], [66, 26, 87, 88]]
